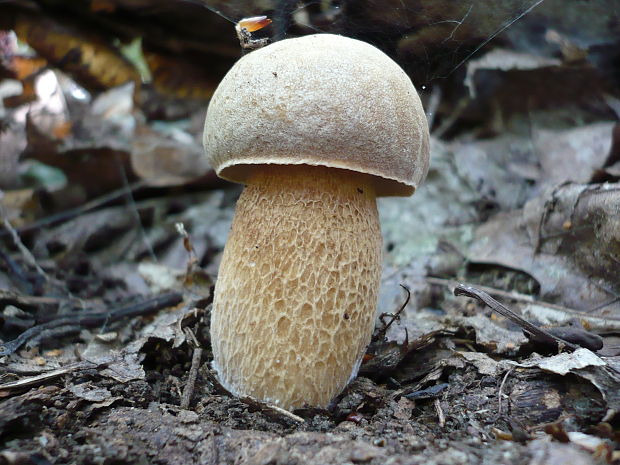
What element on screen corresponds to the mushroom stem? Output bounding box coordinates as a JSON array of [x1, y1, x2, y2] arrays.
[[211, 165, 383, 410]]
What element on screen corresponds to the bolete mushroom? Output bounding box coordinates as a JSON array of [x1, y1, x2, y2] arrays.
[[203, 34, 429, 410]]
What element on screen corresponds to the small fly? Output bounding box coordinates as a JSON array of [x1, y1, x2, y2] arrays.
[[235, 16, 273, 50]]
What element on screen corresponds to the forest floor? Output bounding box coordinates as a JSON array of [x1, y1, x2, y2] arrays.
[[1, 1, 620, 464]]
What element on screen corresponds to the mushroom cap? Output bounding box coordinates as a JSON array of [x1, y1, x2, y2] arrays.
[[203, 34, 430, 196]]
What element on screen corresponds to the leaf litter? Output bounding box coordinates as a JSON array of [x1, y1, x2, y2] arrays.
[[1, 1, 619, 464]]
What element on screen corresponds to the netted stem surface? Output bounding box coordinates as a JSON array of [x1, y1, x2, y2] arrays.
[[211, 165, 383, 409]]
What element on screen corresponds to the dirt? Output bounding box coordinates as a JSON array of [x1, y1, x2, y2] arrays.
[[1, 321, 615, 465]]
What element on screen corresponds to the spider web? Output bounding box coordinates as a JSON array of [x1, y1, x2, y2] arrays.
[[189, 0, 547, 84]]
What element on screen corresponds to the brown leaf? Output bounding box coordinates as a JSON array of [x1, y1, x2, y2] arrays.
[[145, 51, 218, 100], [469, 182, 620, 312], [131, 123, 211, 187], [14, 13, 140, 91], [535, 123, 614, 189]]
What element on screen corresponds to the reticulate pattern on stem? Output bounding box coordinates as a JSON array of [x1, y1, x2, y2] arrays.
[[211, 165, 383, 410]]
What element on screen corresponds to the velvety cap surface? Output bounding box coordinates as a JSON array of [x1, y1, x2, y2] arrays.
[[203, 34, 429, 196]]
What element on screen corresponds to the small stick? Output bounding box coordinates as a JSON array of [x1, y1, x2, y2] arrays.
[[454, 284, 579, 351], [26, 325, 83, 348], [240, 396, 305, 424], [0, 361, 100, 392], [0, 291, 183, 356], [181, 328, 203, 410], [434, 398, 445, 427], [176, 222, 198, 268], [181, 348, 202, 409], [0, 245, 33, 293], [1, 208, 50, 284], [0, 181, 146, 238], [0, 289, 61, 307], [202, 366, 305, 423], [428, 276, 620, 322], [376, 284, 410, 340], [497, 367, 515, 416]]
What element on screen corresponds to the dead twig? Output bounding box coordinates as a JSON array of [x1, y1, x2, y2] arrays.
[[428, 276, 620, 322], [451, 282, 603, 350], [176, 222, 199, 268], [1, 207, 50, 285], [588, 296, 620, 312], [453, 284, 579, 351], [240, 396, 305, 424], [181, 328, 203, 410], [497, 366, 515, 416], [404, 383, 449, 400], [434, 398, 446, 428], [0, 289, 61, 308], [0, 361, 100, 392], [201, 365, 304, 423], [432, 96, 469, 138], [587, 280, 620, 312], [0, 291, 183, 356], [0, 180, 146, 238], [0, 245, 34, 293], [376, 284, 410, 340]]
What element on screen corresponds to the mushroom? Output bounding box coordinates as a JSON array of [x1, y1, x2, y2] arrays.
[[203, 34, 429, 410]]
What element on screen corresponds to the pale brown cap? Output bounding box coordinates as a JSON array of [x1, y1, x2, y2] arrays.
[[203, 34, 430, 196]]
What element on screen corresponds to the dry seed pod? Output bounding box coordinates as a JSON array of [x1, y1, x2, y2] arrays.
[[203, 34, 430, 410]]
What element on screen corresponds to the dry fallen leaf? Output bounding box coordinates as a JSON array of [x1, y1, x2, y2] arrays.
[[14, 13, 140, 91], [468, 182, 620, 312], [131, 123, 211, 187]]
